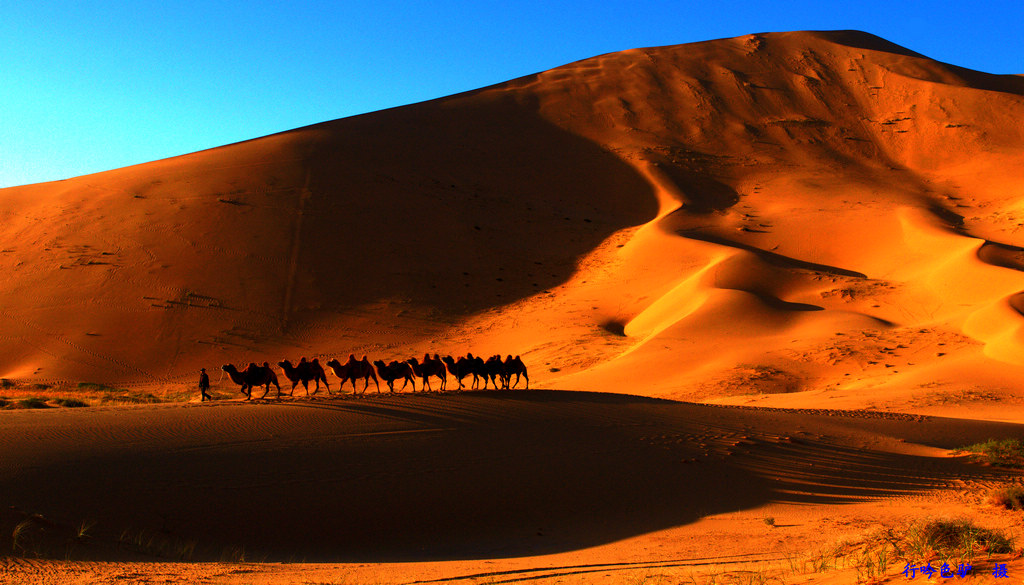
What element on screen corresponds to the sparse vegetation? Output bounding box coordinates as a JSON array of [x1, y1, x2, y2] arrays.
[[77, 382, 116, 392], [990, 486, 1024, 510], [14, 397, 49, 409], [957, 438, 1024, 467], [54, 397, 89, 408], [762, 516, 776, 527], [101, 389, 162, 404], [117, 527, 197, 560], [852, 518, 1013, 570]]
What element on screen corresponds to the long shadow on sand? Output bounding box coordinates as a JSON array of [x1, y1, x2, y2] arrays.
[[0, 391, 1020, 562]]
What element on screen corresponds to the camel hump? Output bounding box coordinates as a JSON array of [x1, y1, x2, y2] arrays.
[[312, 358, 319, 363]]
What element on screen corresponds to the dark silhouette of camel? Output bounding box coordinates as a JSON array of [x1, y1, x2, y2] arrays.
[[466, 353, 486, 389], [221, 362, 282, 399], [502, 355, 529, 389], [278, 358, 331, 396], [373, 360, 416, 392], [407, 354, 447, 391], [482, 355, 504, 389], [327, 355, 380, 394], [441, 355, 478, 390], [308, 358, 331, 394]]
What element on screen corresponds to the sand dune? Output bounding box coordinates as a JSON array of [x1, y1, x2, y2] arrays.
[[1, 31, 1023, 411], [3, 29, 1024, 583]]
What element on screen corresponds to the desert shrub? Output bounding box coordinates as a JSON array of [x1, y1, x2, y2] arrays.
[[54, 397, 89, 408], [101, 390, 161, 404], [958, 438, 1024, 467], [864, 518, 1014, 565], [0, 378, 15, 388], [990, 486, 1024, 510], [15, 398, 49, 409], [77, 382, 116, 392]]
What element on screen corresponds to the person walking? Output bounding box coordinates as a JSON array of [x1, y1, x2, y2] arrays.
[[199, 368, 212, 402]]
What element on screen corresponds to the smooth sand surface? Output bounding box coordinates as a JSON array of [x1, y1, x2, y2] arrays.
[[2, 391, 1024, 583], [2, 29, 1024, 583]]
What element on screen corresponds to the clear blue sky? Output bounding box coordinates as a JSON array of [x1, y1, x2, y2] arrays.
[[2, 1, 1021, 188]]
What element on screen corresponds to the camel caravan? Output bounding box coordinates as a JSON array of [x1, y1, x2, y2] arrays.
[[220, 353, 528, 400]]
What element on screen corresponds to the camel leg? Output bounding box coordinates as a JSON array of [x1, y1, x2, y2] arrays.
[[524, 372, 529, 389], [259, 383, 270, 400]]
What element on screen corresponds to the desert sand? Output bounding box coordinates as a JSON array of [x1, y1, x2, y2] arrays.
[[2, 30, 1024, 583]]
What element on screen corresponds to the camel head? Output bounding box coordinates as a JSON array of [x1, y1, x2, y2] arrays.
[[441, 355, 454, 365], [326, 359, 342, 369], [278, 360, 292, 369], [221, 364, 237, 373]]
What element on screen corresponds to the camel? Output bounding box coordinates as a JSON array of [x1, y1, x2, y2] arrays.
[[327, 354, 380, 394], [482, 355, 504, 389], [278, 357, 331, 396], [308, 358, 331, 393], [407, 353, 447, 392], [441, 355, 477, 390], [466, 353, 486, 388], [373, 359, 416, 392], [502, 355, 529, 389], [221, 362, 282, 399]]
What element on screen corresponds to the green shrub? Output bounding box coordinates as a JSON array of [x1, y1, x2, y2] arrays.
[[54, 397, 89, 408], [958, 438, 1024, 467], [16, 397, 49, 409], [77, 382, 116, 392]]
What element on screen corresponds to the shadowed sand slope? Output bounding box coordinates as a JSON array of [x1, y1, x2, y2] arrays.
[[0, 30, 1023, 409], [1, 392, 1020, 562]]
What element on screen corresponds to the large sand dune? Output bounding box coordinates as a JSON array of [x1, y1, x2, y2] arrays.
[[3, 30, 1024, 584], [1, 30, 1022, 408]]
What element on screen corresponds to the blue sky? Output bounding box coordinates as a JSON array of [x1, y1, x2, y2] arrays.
[[2, 1, 1021, 189]]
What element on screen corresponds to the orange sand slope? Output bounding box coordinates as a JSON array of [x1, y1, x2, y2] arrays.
[[1, 30, 1023, 408], [1, 391, 1021, 564]]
